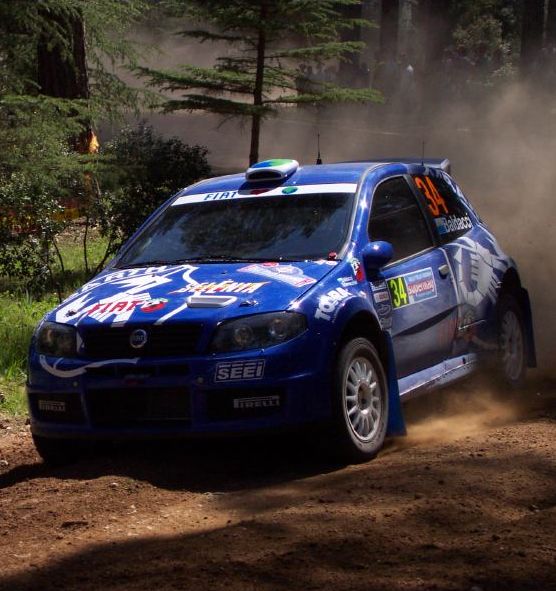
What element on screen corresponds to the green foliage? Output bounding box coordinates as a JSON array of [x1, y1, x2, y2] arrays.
[[0, 0, 148, 192], [0, 95, 91, 188], [0, 233, 109, 416], [0, 0, 156, 296], [0, 174, 66, 290], [95, 124, 211, 249], [139, 0, 382, 162], [0, 293, 54, 377], [448, 0, 520, 82]]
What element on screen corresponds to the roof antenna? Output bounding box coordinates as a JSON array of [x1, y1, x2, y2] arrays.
[[421, 138, 426, 165], [316, 132, 322, 165]]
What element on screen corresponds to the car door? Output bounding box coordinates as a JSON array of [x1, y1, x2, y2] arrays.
[[410, 169, 501, 353], [368, 176, 459, 379]]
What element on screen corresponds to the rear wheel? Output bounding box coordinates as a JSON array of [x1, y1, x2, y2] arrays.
[[331, 338, 388, 462], [497, 293, 527, 388]]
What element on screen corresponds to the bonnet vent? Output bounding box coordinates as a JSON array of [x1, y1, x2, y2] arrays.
[[245, 159, 299, 181]]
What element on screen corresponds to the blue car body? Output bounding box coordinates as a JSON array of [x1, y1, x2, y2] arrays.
[[27, 159, 536, 442]]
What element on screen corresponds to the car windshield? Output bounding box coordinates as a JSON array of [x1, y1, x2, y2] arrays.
[[117, 193, 355, 266]]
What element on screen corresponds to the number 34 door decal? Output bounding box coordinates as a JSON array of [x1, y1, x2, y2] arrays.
[[387, 268, 438, 309]]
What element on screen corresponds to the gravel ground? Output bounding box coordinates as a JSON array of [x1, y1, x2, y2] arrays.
[[0, 377, 555, 591]]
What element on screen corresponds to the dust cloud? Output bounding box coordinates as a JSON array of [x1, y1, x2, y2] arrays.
[[402, 388, 520, 447], [122, 20, 555, 375], [146, 85, 554, 373]]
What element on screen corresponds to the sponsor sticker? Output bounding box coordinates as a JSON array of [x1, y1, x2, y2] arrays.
[[239, 263, 316, 287], [215, 360, 265, 382], [349, 258, 365, 282], [172, 183, 358, 206], [376, 303, 392, 317], [379, 317, 393, 330], [338, 276, 357, 287], [371, 279, 388, 292], [86, 296, 168, 320], [233, 395, 280, 410], [315, 287, 351, 321], [387, 268, 437, 309], [373, 290, 390, 304], [38, 400, 66, 412], [56, 265, 201, 326], [172, 280, 267, 295], [435, 214, 473, 235], [77, 265, 199, 296]]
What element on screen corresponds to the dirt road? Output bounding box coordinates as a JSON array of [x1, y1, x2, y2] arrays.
[[0, 379, 555, 591]]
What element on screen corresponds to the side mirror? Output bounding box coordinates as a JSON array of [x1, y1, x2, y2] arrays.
[[361, 241, 394, 273]]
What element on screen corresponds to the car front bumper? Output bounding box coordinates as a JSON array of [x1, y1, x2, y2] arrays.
[[27, 335, 331, 440]]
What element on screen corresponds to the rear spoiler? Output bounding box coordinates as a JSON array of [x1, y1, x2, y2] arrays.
[[342, 158, 452, 174]]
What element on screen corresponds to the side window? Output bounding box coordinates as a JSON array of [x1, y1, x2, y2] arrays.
[[412, 173, 473, 243], [369, 177, 433, 263]]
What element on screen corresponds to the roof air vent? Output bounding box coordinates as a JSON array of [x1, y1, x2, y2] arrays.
[[245, 159, 299, 182]]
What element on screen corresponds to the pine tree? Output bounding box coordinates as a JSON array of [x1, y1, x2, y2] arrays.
[[0, 0, 147, 185], [138, 0, 382, 165], [0, 0, 148, 289]]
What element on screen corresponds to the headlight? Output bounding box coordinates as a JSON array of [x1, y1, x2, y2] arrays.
[[35, 322, 77, 358], [211, 312, 306, 352]]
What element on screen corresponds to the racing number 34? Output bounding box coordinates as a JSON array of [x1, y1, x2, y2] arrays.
[[388, 277, 408, 308], [414, 176, 449, 217]]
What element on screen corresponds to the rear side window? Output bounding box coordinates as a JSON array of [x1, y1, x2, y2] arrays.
[[369, 177, 433, 263], [412, 173, 473, 243]]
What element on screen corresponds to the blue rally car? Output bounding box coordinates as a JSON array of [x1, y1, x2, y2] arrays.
[[27, 158, 536, 463]]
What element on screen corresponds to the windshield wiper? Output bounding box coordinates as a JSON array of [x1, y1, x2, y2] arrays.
[[116, 259, 177, 269], [117, 255, 308, 268]]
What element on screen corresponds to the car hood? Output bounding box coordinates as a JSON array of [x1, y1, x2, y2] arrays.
[[49, 261, 339, 328]]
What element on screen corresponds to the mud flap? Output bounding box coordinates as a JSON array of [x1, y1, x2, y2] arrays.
[[385, 334, 406, 436], [519, 287, 537, 368]]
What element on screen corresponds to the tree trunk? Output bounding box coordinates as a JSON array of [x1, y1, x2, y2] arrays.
[[416, 0, 452, 73], [37, 9, 92, 152], [337, 1, 364, 87], [37, 13, 89, 100], [547, 0, 556, 46], [379, 0, 400, 61], [520, 0, 545, 76], [249, 2, 268, 166]]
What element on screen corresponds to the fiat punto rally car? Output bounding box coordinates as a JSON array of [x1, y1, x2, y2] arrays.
[[27, 158, 536, 463]]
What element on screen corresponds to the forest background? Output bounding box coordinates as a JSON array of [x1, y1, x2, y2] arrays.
[[0, 0, 554, 412]]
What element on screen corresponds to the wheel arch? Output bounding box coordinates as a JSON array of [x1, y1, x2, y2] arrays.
[[336, 310, 406, 436], [500, 267, 521, 294], [338, 311, 389, 369], [499, 268, 537, 368]]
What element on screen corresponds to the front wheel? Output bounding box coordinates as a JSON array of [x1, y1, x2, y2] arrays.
[[497, 293, 527, 388], [331, 338, 388, 463], [32, 434, 88, 466]]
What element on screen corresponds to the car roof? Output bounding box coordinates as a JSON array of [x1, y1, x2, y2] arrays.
[[178, 158, 451, 196]]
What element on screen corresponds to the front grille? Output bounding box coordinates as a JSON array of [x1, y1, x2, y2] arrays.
[[87, 388, 191, 427], [206, 388, 285, 421], [29, 392, 85, 424], [79, 323, 203, 359], [85, 363, 189, 379]]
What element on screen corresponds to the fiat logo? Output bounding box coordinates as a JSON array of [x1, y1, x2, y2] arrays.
[[129, 329, 148, 349]]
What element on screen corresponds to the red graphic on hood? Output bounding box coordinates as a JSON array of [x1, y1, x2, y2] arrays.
[[140, 298, 168, 313]]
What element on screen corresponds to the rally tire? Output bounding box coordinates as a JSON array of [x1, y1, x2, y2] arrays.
[[32, 434, 88, 466], [496, 293, 527, 389], [332, 338, 388, 463]]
